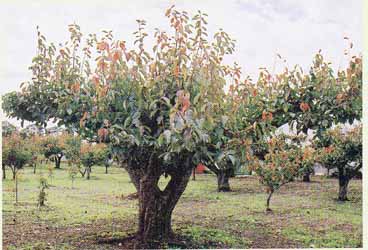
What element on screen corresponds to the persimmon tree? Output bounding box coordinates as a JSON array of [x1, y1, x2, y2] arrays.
[[2, 121, 17, 179], [2, 121, 17, 136], [249, 134, 315, 211], [24, 134, 43, 174], [63, 134, 85, 176], [227, 50, 361, 183], [2, 7, 241, 246], [271, 51, 362, 181], [317, 125, 362, 201], [199, 114, 239, 192], [40, 134, 66, 169], [2, 132, 33, 180], [80, 143, 109, 179], [102, 145, 113, 174]]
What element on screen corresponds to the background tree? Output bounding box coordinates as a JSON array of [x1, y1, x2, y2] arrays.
[[40, 134, 66, 169], [2, 132, 33, 180], [317, 125, 362, 201], [103, 146, 113, 174], [200, 116, 239, 192], [26, 134, 42, 174], [38, 176, 49, 207], [64, 134, 84, 176], [2, 7, 241, 247], [271, 51, 362, 181], [2, 121, 17, 179], [80, 143, 108, 180], [249, 134, 315, 211], [2, 121, 17, 136]]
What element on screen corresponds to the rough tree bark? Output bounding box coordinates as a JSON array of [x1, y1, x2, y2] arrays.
[[302, 173, 310, 182], [338, 173, 350, 201], [126, 157, 192, 248], [79, 168, 86, 177], [15, 172, 18, 203], [2, 164, 6, 180], [55, 155, 62, 169], [217, 169, 231, 192], [86, 166, 91, 180], [11, 166, 16, 180], [206, 165, 232, 192], [266, 190, 274, 212]]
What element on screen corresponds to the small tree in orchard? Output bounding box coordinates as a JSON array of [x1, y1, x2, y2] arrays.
[[2, 121, 17, 136], [40, 134, 66, 169], [317, 125, 362, 201], [26, 134, 42, 174], [80, 143, 108, 180], [2, 132, 33, 180], [249, 134, 315, 211], [226, 67, 285, 182], [2, 6, 241, 247], [2, 121, 18, 179], [103, 151, 113, 174], [38, 176, 49, 207], [2, 132, 33, 204], [64, 134, 84, 176]]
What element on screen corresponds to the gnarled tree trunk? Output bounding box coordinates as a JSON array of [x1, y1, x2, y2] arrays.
[[126, 158, 192, 248]]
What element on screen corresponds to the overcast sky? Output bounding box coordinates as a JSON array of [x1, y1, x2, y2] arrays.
[[0, 0, 362, 127]]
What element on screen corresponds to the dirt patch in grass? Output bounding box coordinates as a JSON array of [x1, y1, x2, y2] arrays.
[[3, 218, 138, 250]]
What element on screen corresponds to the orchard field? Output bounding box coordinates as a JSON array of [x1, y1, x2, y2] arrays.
[[1, 5, 362, 249], [3, 165, 362, 249]]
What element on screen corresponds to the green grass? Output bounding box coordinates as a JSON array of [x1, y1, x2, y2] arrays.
[[3, 164, 362, 249], [3, 163, 137, 226], [180, 226, 252, 248]]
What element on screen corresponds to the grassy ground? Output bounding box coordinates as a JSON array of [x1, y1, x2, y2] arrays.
[[3, 164, 362, 249]]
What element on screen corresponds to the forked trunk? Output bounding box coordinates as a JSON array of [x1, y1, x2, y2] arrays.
[[338, 174, 350, 201], [55, 156, 62, 169], [217, 169, 231, 192], [127, 160, 192, 248], [80, 168, 86, 177]]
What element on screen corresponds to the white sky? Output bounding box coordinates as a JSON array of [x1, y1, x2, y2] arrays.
[[0, 0, 362, 127]]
